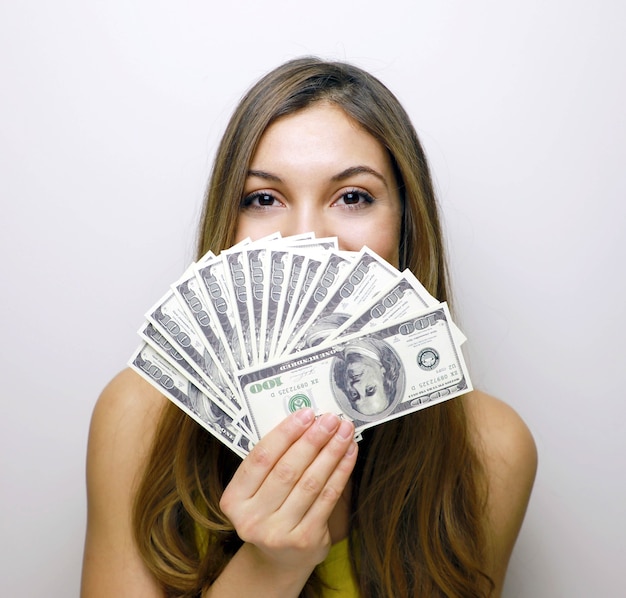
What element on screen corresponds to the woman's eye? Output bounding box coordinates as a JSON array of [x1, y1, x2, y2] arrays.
[[256, 193, 275, 206], [241, 192, 280, 209], [335, 190, 375, 207]]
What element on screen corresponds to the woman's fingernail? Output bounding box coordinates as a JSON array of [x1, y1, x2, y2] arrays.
[[337, 420, 353, 440], [318, 413, 339, 433], [295, 407, 315, 425], [345, 441, 357, 457]]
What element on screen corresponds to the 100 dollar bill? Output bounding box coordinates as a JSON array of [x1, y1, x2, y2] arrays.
[[286, 247, 401, 354], [130, 343, 252, 457], [238, 303, 471, 439]]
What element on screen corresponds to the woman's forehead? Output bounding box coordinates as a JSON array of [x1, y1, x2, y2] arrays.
[[250, 102, 393, 176]]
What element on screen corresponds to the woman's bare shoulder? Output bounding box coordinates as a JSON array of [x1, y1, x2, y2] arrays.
[[90, 368, 167, 438], [463, 390, 538, 594], [87, 368, 167, 475], [81, 369, 167, 597], [85, 367, 168, 522], [464, 390, 537, 471]]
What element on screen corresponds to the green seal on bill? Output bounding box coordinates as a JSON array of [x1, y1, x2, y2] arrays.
[[288, 394, 312, 412]]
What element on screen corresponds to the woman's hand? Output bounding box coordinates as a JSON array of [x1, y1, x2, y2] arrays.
[[219, 409, 357, 575]]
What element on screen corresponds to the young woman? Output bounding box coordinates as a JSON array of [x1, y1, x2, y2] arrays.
[[81, 57, 537, 598]]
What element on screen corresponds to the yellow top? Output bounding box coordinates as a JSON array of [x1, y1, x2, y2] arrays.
[[317, 537, 359, 597]]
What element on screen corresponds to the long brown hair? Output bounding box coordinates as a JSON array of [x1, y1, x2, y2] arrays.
[[134, 57, 493, 597]]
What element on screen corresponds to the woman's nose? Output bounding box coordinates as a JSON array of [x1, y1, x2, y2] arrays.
[[284, 204, 329, 238]]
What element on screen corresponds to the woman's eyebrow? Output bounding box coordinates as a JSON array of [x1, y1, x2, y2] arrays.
[[331, 166, 388, 187], [247, 169, 282, 182], [247, 165, 388, 187]]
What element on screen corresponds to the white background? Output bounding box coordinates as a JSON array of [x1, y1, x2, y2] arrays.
[[1, 1, 624, 596]]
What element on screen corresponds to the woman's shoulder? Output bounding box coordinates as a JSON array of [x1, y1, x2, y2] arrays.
[[82, 369, 168, 596], [86, 364, 168, 494], [463, 390, 538, 592], [86, 367, 168, 490], [95, 367, 167, 418], [88, 368, 167, 459], [464, 390, 537, 471]]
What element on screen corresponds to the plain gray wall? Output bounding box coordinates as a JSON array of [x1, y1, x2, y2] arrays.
[[2, 1, 624, 596]]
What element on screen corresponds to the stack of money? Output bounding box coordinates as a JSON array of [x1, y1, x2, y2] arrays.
[[129, 234, 472, 458]]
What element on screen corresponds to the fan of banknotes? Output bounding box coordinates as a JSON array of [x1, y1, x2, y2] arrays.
[[129, 233, 472, 458]]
